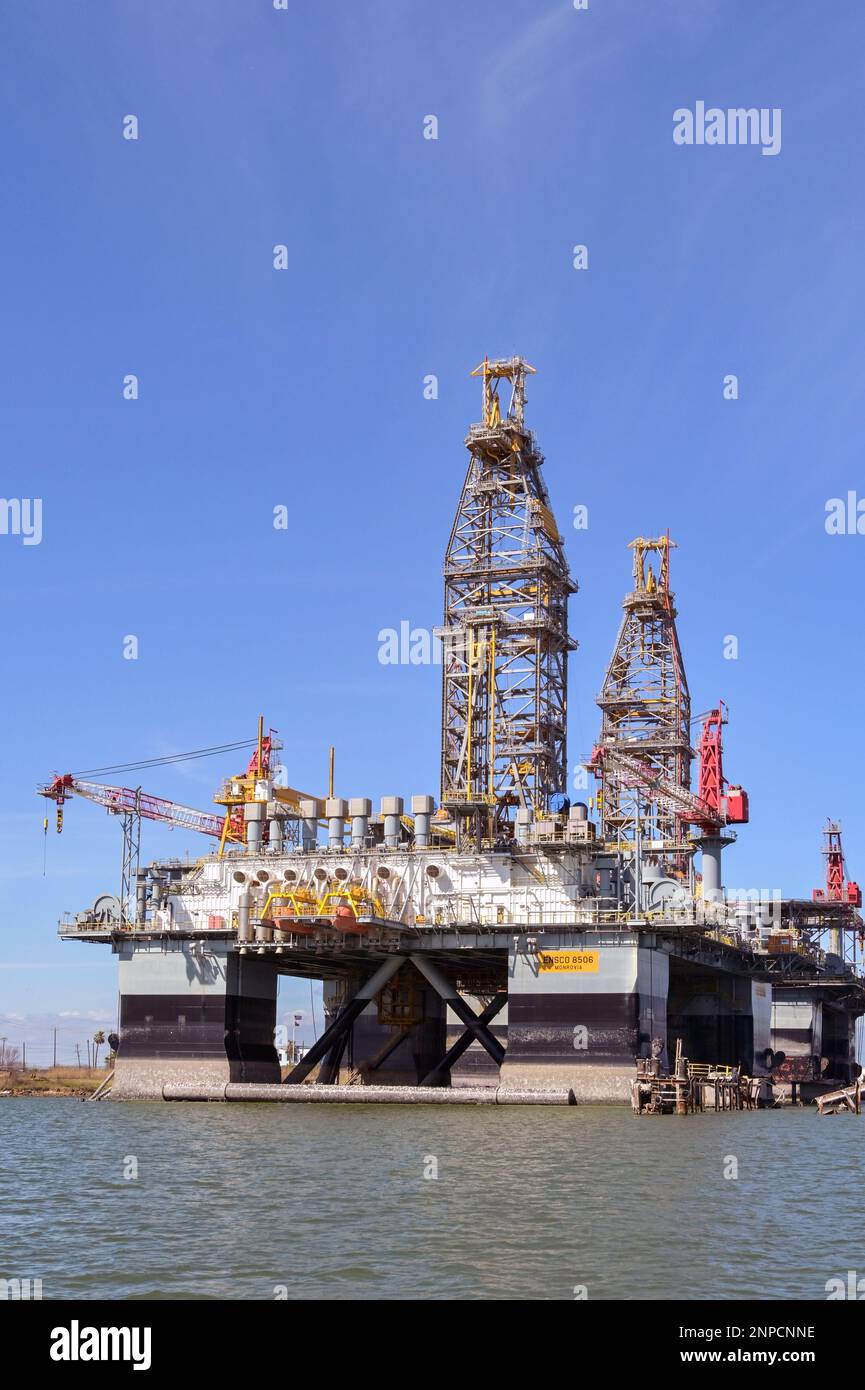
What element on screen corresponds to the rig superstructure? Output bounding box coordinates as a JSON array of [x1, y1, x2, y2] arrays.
[[42, 357, 865, 1102]]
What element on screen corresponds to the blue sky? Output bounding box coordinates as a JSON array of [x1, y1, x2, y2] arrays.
[[1, 0, 863, 1059]]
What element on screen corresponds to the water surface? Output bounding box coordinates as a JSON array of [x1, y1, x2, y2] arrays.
[[2, 1099, 862, 1299]]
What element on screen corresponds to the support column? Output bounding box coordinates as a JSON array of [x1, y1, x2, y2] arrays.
[[111, 938, 280, 1100], [501, 933, 668, 1102], [667, 964, 755, 1073], [699, 835, 724, 904], [771, 988, 822, 1092]]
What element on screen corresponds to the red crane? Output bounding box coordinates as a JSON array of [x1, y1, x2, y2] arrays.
[[38, 774, 240, 926], [38, 719, 280, 843], [591, 703, 748, 835], [36, 719, 305, 924], [38, 774, 235, 840], [694, 703, 748, 829], [812, 820, 861, 907]]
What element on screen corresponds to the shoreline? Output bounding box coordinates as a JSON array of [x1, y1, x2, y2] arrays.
[[0, 1067, 105, 1099]]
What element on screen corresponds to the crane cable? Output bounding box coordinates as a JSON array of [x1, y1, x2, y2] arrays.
[[73, 737, 269, 779]]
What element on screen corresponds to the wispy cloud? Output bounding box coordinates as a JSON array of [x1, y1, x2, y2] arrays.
[[480, 10, 625, 129]]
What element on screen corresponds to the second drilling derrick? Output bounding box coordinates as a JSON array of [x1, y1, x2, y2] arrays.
[[596, 536, 692, 862], [439, 357, 577, 845]]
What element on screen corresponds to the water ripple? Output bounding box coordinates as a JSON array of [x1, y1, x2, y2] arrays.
[[1, 1099, 861, 1299]]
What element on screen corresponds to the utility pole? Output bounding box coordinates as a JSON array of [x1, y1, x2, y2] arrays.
[[75, 1043, 81, 1069], [53, 1027, 57, 1069]]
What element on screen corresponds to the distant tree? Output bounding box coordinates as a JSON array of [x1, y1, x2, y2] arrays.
[[93, 1030, 105, 1068]]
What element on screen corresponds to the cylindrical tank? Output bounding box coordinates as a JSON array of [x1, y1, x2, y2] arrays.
[[349, 797, 371, 848], [701, 836, 724, 904], [412, 794, 434, 848], [254, 890, 273, 943], [381, 796, 404, 848], [325, 797, 347, 850], [299, 799, 322, 851], [244, 801, 266, 855], [237, 891, 252, 943], [268, 805, 284, 853]]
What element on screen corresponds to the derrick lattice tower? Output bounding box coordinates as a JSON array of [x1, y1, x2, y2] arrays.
[[439, 357, 577, 844], [595, 536, 692, 859]]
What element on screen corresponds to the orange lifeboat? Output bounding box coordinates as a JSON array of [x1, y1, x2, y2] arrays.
[[334, 903, 358, 927]]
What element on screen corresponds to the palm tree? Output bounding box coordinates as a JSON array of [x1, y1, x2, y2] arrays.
[[93, 1030, 105, 1068]]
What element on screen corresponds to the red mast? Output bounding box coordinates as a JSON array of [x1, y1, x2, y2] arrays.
[[813, 820, 861, 907], [695, 702, 748, 829]]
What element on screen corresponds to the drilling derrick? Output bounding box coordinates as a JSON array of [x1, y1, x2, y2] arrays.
[[595, 536, 692, 862], [439, 357, 577, 844]]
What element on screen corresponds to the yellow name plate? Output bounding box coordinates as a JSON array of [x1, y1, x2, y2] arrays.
[[537, 950, 599, 973]]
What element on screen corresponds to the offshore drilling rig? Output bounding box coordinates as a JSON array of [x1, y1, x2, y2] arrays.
[[42, 357, 865, 1102]]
